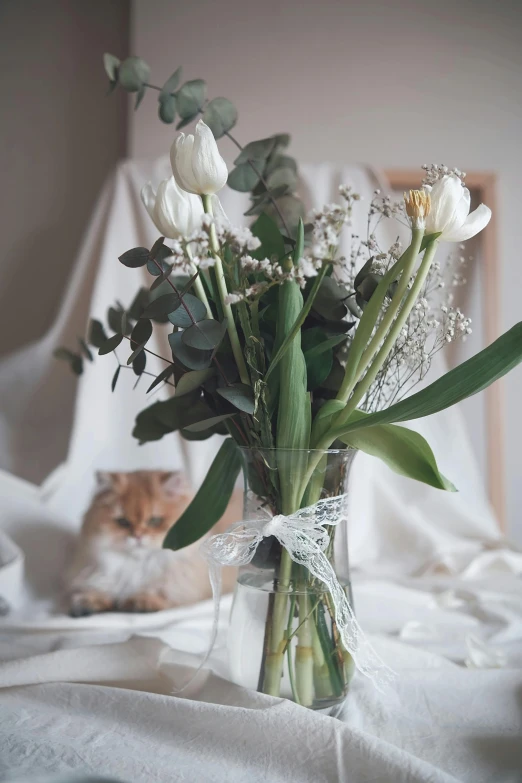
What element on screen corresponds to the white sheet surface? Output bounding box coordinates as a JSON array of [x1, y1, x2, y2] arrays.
[[0, 162, 521, 782]]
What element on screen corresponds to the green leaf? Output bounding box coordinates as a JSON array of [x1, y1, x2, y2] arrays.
[[141, 293, 181, 319], [175, 368, 215, 397], [133, 349, 146, 376], [338, 411, 456, 492], [303, 332, 347, 360], [250, 213, 285, 260], [302, 328, 334, 390], [77, 337, 93, 362], [312, 277, 350, 320], [177, 79, 207, 118], [169, 331, 212, 370], [265, 194, 305, 232], [108, 306, 125, 334], [130, 318, 153, 349], [265, 154, 297, 177], [158, 94, 177, 124], [150, 265, 173, 290], [203, 97, 238, 139], [119, 247, 150, 268], [127, 343, 146, 365], [135, 85, 146, 110], [159, 66, 182, 99], [292, 217, 304, 264], [53, 348, 83, 376], [234, 137, 276, 165], [103, 53, 120, 82], [163, 439, 241, 550], [333, 323, 522, 438], [176, 114, 199, 130], [217, 383, 255, 414], [182, 319, 226, 350], [132, 393, 212, 443], [146, 364, 175, 393], [127, 288, 150, 320], [98, 333, 123, 355], [111, 365, 121, 392], [227, 163, 260, 192], [266, 166, 298, 192], [167, 293, 207, 327], [117, 56, 150, 92], [183, 413, 235, 432], [88, 319, 108, 349]]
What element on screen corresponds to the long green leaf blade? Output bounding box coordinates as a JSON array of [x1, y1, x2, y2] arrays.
[[332, 322, 522, 437], [163, 438, 241, 550], [339, 411, 456, 491]]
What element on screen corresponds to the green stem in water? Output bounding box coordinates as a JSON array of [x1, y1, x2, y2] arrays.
[[201, 194, 250, 385], [285, 593, 300, 705], [185, 245, 213, 320]]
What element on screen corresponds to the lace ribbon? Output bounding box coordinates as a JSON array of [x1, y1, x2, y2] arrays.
[[181, 494, 395, 693]]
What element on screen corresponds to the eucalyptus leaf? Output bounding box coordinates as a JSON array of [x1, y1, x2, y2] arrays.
[[126, 342, 145, 365], [175, 368, 215, 397], [98, 333, 123, 356], [266, 166, 298, 191], [167, 293, 207, 327], [177, 79, 207, 118], [117, 56, 150, 92], [227, 163, 260, 192], [216, 383, 255, 414], [302, 328, 334, 390], [78, 337, 93, 362], [128, 288, 150, 320], [119, 247, 150, 268], [182, 319, 227, 350], [158, 94, 177, 124], [176, 114, 199, 130], [130, 318, 153, 349], [111, 365, 121, 392], [169, 331, 212, 370], [163, 439, 241, 550], [53, 348, 83, 376], [134, 85, 146, 110], [332, 322, 522, 438], [146, 364, 175, 393], [338, 411, 456, 491], [265, 154, 298, 177], [234, 137, 276, 165], [88, 319, 108, 349], [183, 413, 235, 433], [265, 194, 305, 232], [160, 66, 182, 98], [108, 306, 124, 334], [203, 97, 238, 139], [132, 349, 146, 376], [103, 53, 120, 82], [141, 293, 181, 319], [354, 258, 373, 290]]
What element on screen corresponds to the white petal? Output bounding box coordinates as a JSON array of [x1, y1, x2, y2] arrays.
[[140, 182, 157, 217], [444, 203, 492, 242], [441, 186, 471, 239], [191, 120, 228, 195], [170, 133, 200, 194], [425, 175, 464, 234], [155, 178, 181, 238], [211, 194, 229, 227]]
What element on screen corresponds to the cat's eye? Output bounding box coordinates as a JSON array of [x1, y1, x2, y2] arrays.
[[148, 516, 164, 528], [116, 517, 132, 529]]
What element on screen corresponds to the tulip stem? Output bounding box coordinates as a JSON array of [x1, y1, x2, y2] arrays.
[[201, 194, 250, 386], [185, 246, 213, 319]]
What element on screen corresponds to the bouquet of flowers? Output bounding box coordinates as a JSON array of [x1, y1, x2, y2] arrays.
[[57, 54, 522, 708]]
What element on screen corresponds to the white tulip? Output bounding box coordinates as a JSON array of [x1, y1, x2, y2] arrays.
[[424, 174, 491, 242], [170, 119, 228, 195], [140, 176, 204, 239]]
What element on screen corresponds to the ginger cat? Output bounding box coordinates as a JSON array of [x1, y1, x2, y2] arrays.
[[67, 470, 240, 616]]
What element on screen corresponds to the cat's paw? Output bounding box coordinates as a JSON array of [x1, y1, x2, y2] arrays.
[[69, 591, 114, 617], [119, 592, 170, 613]]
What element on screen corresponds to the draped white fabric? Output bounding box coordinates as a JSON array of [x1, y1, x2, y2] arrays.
[[0, 161, 521, 782]]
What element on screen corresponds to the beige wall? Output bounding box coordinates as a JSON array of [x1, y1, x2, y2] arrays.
[[131, 0, 522, 537], [0, 0, 129, 356]]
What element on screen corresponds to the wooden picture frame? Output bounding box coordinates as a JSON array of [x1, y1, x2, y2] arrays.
[[383, 170, 503, 530]]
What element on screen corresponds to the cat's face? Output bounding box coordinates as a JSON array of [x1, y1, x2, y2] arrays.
[[86, 471, 191, 552]]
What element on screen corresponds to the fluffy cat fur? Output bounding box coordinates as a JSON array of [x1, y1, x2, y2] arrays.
[[67, 470, 239, 616]]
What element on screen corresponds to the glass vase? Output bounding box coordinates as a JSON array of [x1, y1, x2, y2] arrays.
[[228, 447, 357, 711]]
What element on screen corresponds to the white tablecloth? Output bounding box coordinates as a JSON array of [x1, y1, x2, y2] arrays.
[[0, 161, 521, 782]]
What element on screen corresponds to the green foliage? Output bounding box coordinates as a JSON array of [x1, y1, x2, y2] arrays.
[[182, 318, 227, 349], [88, 319, 108, 349], [177, 79, 207, 119], [167, 293, 207, 327], [130, 318, 153, 349], [250, 213, 286, 260], [53, 348, 83, 376], [175, 368, 215, 396], [98, 333, 123, 355], [203, 97, 238, 139], [117, 56, 150, 93], [332, 322, 522, 438], [111, 365, 121, 392], [132, 392, 212, 443], [184, 413, 235, 432], [338, 411, 456, 492], [227, 163, 261, 192], [132, 349, 146, 376], [217, 383, 255, 414], [103, 53, 120, 84], [146, 364, 175, 393], [119, 247, 150, 268], [169, 332, 212, 370], [163, 439, 241, 551], [141, 293, 181, 319]]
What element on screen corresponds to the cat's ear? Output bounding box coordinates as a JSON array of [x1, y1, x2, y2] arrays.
[[96, 471, 121, 492], [160, 471, 190, 498]]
